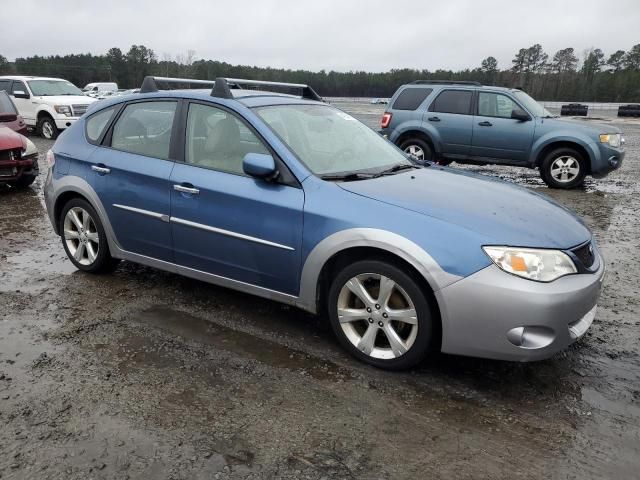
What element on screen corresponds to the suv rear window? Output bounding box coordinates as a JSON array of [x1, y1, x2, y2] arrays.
[[392, 88, 433, 111], [0, 91, 17, 114], [429, 90, 473, 115]]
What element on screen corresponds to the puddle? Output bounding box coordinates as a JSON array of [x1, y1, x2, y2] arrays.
[[132, 306, 351, 381]]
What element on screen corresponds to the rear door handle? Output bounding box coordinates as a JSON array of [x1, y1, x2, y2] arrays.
[[478, 121, 493, 126], [91, 165, 110, 174], [173, 184, 200, 195], [428, 116, 440, 122]]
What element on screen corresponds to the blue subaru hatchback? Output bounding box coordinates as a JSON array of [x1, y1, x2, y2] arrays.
[[44, 77, 605, 369]]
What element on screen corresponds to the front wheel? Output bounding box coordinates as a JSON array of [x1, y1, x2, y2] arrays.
[[327, 260, 435, 370], [540, 148, 586, 189], [59, 198, 119, 273], [38, 115, 59, 140]]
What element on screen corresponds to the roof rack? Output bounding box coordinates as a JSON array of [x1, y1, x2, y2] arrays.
[[409, 80, 483, 86], [139, 76, 322, 101]]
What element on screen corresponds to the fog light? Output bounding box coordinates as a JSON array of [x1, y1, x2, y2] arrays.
[[608, 156, 619, 167], [506, 326, 555, 349]]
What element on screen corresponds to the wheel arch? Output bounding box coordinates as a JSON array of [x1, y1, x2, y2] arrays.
[[533, 140, 595, 175], [395, 129, 439, 155]]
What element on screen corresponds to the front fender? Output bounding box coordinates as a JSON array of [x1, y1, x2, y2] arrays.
[[529, 132, 599, 166], [296, 228, 462, 314]]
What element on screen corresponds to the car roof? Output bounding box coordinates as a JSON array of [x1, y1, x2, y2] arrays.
[[401, 82, 517, 93], [0, 75, 70, 82]]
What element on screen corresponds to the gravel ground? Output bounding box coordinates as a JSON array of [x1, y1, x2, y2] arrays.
[[1, 104, 639, 479]]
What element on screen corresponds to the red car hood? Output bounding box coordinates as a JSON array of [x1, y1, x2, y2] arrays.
[[0, 126, 25, 150]]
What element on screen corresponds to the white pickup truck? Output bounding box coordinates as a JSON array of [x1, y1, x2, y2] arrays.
[[0, 76, 96, 139]]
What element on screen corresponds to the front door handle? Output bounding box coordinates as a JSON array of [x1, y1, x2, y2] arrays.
[[173, 184, 200, 195], [428, 116, 441, 122], [478, 121, 493, 127], [91, 165, 110, 174]]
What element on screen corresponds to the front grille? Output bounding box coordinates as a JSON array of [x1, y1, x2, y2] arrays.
[[573, 242, 595, 268], [0, 148, 21, 161], [72, 104, 89, 116]]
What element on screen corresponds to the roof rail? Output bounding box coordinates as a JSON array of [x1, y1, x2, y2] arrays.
[[409, 80, 483, 86], [212, 77, 323, 101], [139, 75, 322, 101]]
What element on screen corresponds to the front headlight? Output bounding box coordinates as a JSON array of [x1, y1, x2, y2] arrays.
[[54, 105, 72, 116], [483, 246, 577, 282], [599, 133, 622, 148]]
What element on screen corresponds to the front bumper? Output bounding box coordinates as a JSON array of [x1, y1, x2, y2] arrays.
[[0, 156, 39, 182], [54, 117, 80, 130], [435, 254, 605, 361], [592, 143, 625, 178]]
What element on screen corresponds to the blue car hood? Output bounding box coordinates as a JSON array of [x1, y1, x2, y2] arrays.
[[338, 167, 591, 249]]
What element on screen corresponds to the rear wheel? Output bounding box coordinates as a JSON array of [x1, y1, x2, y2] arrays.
[[38, 115, 59, 140], [399, 138, 433, 163], [59, 198, 119, 273], [327, 260, 435, 370], [540, 148, 586, 189], [8, 174, 37, 189]]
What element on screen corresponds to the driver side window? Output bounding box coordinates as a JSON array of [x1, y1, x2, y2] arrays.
[[111, 101, 177, 160], [185, 103, 269, 175], [478, 92, 519, 119]]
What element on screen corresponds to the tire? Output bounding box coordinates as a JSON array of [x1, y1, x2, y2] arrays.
[[59, 198, 120, 273], [327, 259, 435, 370], [399, 138, 433, 163], [38, 115, 59, 140], [8, 174, 37, 189], [540, 147, 586, 189]]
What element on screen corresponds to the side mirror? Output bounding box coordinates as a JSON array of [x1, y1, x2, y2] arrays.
[[243, 153, 278, 179], [0, 113, 18, 123], [13, 90, 30, 99], [511, 108, 531, 121]]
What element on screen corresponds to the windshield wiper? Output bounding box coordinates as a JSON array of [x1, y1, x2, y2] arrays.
[[373, 163, 421, 177], [320, 172, 375, 182]]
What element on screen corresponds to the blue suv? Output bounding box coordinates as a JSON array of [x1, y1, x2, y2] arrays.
[[380, 81, 625, 188], [44, 77, 604, 369]]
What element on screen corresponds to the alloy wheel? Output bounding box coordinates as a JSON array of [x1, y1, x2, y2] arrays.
[[63, 207, 100, 265], [337, 273, 418, 359], [550, 156, 580, 183], [42, 121, 54, 139], [404, 145, 425, 161]]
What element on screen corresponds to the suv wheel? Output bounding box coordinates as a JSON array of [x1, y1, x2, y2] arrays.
[[327, 260, 435, 370], [38, 115, 59, 140], [540, 148, 586, 189], [59, 198, 119, 273], [399, 138, 433, 163]]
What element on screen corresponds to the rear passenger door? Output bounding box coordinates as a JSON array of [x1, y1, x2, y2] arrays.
[[424, 89, 473, 158], [169, 102, 304, 295], [88, 100, 178, 261], [471, 91, 535, 164]]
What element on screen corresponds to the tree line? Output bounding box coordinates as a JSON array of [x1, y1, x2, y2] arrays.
[[1, 43, 640, 102]]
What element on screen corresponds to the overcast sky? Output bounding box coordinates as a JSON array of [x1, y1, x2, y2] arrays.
[[2, 0, 639, 72]]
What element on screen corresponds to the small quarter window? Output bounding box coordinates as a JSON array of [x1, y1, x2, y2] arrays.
[[391, 88, 433, 111], [111, 101, 177, 160], [429, 90, 473, 115], [86, 107, 116, 143]]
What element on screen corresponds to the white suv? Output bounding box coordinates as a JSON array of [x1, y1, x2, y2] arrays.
[[0, 76, 96, 139]]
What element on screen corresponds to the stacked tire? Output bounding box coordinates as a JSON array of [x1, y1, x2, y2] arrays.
[[618, 104, 640, 117], [560, 104, 588, 116]]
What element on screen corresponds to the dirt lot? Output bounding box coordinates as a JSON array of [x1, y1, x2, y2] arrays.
[[1, 104, 639, 479]]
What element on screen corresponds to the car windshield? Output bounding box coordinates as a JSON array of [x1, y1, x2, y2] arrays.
[[254, 104, 411, 177], [0, 91, 17, 114], [28, 80, 84, 96], [512, 90, 554, 117]]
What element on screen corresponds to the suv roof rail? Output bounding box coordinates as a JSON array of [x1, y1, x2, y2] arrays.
[[139, 76, 322, 101], [409, 80, 483, 86]]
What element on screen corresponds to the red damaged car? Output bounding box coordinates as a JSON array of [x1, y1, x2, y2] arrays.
[[0, 126, 39, 188]]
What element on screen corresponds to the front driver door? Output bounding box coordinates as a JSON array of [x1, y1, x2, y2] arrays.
[[471, 91, 535, 164], [170, 102, 304, 295], [10, 80, 35, 126]]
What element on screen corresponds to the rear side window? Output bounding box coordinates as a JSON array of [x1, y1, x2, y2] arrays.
[[86, 107, 116, 143], [111, 101, 177, 160], [429, 90, 473, 115], [0, 91, 17, 114], [392, 88, 433, 111]]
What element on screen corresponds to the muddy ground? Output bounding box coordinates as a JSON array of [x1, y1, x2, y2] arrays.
[[1, 103, 639, 479]]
